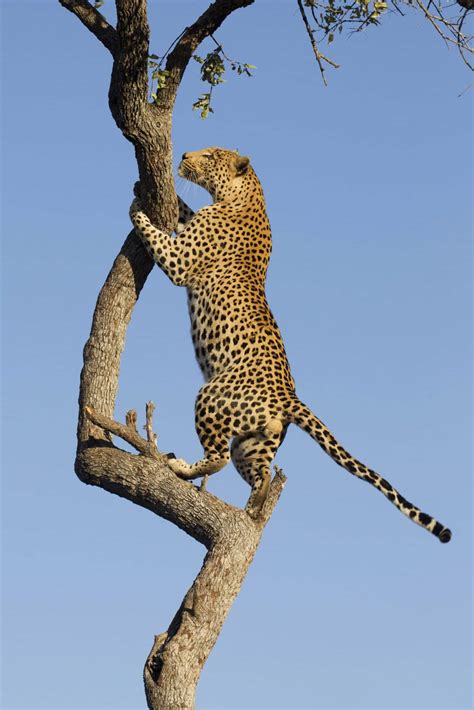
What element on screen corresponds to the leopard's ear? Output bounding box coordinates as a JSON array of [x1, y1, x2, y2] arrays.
[[235, 155, 250, 175]]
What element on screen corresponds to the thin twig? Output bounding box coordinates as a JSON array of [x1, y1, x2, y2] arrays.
[[458, 79, 473, 95], [391, 0, 406, 17], [457, 8, 474, 69], [415, 0, 452, 44], [297, 0, 340, 85], [157, 27, 188, 67], [414, 0, 473, 69]]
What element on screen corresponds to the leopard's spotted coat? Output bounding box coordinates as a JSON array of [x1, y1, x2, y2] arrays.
[[129, 147, 451, 543]]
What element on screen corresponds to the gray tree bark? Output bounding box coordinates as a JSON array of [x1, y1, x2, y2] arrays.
[[59, 1, 285, 707]]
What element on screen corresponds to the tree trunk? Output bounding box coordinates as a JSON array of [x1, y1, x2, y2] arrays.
[[59, 2, 287, 707]]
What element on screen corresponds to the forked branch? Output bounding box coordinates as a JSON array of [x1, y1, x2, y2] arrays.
[[82, 403, 287, 706], [85, 403, 161, 459], [82, 395, 287, 708]]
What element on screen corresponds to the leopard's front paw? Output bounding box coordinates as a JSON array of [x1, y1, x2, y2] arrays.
[[133, 181, 142, 198], [167, 457, 190, 476], [129, 197, 143, 218]]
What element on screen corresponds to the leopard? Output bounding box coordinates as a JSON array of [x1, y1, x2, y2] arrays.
[[129, 147, 451, 543]]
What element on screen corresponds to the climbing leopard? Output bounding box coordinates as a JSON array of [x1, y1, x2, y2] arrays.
[[129, 147, 451, 543]]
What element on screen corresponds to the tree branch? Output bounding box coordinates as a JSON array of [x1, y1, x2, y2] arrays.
[[158, 0, 256, 111], [58, 0, 118, 55], [84, 403, 161, 459], [77, 405, 287, 706], [413, 0, 473, 70], [297, 0, 340, 86], [81, 404, 286, 541]]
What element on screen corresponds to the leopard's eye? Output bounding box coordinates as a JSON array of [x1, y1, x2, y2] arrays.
[[202, 152, 212, 159]]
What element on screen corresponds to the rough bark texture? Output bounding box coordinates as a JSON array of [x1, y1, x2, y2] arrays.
[[59, 1, 288, 708]]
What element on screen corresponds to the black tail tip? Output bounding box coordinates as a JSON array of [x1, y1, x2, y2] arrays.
[[439, 528, 452, 544]]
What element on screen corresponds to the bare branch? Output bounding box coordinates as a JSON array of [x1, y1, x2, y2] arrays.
[[414, 0, 474, 69], [144, 401, 158, 449], [58, 0, 118, 55], [458, 79, 474, 95], [415, 0, 453, 42], [259, 466, 287, 526], [84, 404, 161, 459], [297, 0, 340, 85], [170, 0, 256, 66]]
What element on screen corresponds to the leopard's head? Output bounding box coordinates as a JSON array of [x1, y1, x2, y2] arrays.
[[178, 147, 250, 201]]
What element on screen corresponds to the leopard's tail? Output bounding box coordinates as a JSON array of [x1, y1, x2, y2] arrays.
[[288, 399, 452, 543]]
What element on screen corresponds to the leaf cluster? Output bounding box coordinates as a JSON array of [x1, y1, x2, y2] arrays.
[[147, 40, 255, 117], [191, 45, 255, 118], [303, 0, 472, 76], [305, 0, 389, 41], [148, 54, 171, 101], [192, 92, 214, 119]]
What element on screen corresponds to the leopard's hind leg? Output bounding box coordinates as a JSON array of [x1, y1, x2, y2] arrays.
[[231, 420, 287, 518], [167, 383, 232, 480], [167, 427, 230, 480]]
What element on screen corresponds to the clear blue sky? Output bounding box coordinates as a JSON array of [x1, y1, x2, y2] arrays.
[[1, 1, 472, 708]]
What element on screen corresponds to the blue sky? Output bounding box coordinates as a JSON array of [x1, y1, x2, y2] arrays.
[[1, 1, 472, 709]]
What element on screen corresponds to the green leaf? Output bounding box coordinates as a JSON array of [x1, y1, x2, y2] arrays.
[[192, 92, 214, 119]]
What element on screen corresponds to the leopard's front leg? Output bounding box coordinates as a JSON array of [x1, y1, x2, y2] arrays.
[[129, 197, 189, 286], [176, 196, 195, 234]]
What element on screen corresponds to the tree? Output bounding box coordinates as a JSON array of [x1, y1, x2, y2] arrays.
[[58, 1, 469, 708]]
